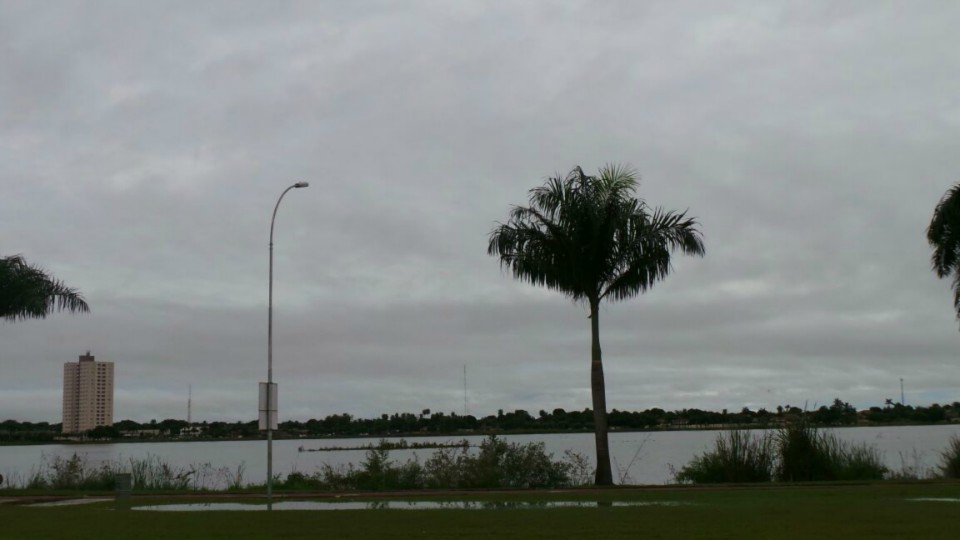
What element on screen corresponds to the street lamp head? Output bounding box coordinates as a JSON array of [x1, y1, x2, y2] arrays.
[[294, 182, 309, 188]]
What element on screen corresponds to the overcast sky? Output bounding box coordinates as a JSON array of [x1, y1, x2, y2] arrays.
[[2, 1, 960, 423]]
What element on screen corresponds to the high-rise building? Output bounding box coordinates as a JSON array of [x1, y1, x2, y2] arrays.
[[62, 352, 114, 433]]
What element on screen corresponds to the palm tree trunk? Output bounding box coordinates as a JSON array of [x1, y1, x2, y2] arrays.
[[590, 298, 613, 485]]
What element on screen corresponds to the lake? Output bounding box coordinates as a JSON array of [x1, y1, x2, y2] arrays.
[[2, 425, 958, 488]]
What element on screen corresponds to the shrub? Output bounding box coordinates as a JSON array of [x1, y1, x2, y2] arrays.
[[563, 450, 594, 486], [352, 445, 425, 490], [938, 435, 960, 479], [316, 463, 357, 491], [423, 436, 572, 489], [474, 436, 570, 488], [275, 470, 326, 491], [422, 446, 461, 488], [674, 430, 775, 484]]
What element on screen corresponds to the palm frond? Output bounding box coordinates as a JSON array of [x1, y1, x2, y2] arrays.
[[0, 255, 90, 321], [928, 184, 960, 279], [600, 207, 705, 302], [927, 183, 960, 323], [596, 163, 640, 197]]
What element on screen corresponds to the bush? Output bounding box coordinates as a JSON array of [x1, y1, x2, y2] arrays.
[[423, 436, 572, 489], [674, 430, 775, 484], [467, 436, 571, 488], [563, 450, 594, 486], [352, 445, 425, 490], [938, 435, 960, 479]]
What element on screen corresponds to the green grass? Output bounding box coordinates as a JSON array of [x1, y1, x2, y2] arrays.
[[2, 482, 959, 539]]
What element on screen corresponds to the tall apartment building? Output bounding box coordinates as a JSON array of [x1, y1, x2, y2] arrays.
[[62, 352, 114, 433]]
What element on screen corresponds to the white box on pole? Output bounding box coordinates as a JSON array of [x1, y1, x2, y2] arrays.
[[258, 382, 278, 430]]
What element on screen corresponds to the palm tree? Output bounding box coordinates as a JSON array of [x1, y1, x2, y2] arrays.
[[0, 254, 90, 321], [927, 184, 960, 322], [488, 165, 704, 485]]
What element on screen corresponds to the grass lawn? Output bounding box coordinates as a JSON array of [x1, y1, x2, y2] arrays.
[[2, 482, 958, 539]]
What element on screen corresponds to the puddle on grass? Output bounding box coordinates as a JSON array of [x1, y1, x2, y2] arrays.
[[906, 498, 960, 503], [135, 500, 691, 512]]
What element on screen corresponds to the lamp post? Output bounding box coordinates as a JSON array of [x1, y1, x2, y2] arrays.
[[264, 181, 309, 509]]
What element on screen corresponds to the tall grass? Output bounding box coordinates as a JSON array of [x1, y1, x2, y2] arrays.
[[675, 424, 887, 484], [885, 450, 937, 481], [128, 454, 193, 490], [18, 453, 247, 491], [24, 454, 115, 490], [776, 423, 886, 482], [674, 430, 775, 484], [938, 435, 960, 478]]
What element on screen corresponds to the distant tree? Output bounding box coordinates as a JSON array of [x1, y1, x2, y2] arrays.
[[488, 165, 704, 485], [113, 419, 141, 433], [922, 403, 947, 423], [927, 184, 960, 323], [87, 425, 120, 440], [0, 254, 89, 321], [158, 419, 188, 436], [830, 398, 858, 425]]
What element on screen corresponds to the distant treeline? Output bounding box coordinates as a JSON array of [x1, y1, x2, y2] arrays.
[[2, 399, 958, 443]]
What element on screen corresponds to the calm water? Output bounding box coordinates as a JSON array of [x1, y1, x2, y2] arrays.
[[2, 425, 958, 488]]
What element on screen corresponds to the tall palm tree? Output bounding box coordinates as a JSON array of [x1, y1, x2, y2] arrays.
[[488, 165, 704, 485], [0, 254, 90, 321], [927, 184, 960, 322]]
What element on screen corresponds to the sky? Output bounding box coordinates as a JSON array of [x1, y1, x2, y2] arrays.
[[2, 1, 960, 424]]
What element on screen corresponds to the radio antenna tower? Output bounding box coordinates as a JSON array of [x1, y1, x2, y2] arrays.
[[188, 384, 192, 424]]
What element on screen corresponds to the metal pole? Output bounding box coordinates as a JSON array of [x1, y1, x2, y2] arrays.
[[267, 182, 308, 509]]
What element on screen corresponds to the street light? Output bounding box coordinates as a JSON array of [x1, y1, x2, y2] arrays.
[[262, 181, 309, 509]]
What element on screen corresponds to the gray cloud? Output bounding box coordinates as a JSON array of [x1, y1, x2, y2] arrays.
[[3, 1, 960, 422]]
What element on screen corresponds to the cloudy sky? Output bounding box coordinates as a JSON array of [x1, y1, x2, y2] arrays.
[[2, 1, 959, 424]]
